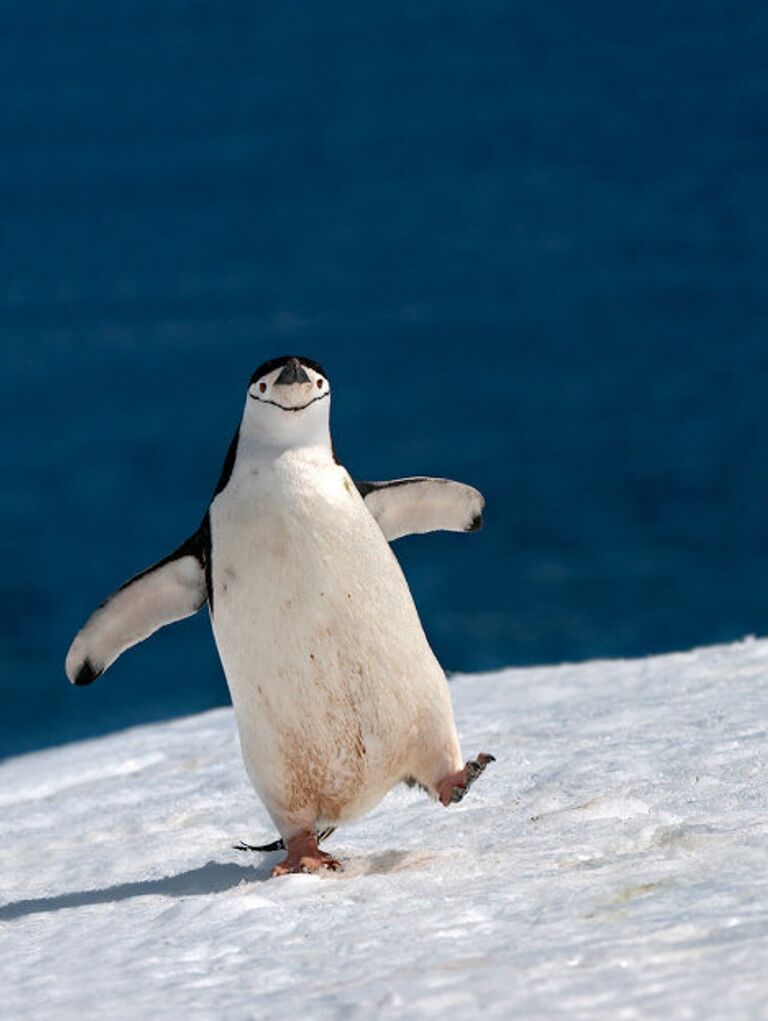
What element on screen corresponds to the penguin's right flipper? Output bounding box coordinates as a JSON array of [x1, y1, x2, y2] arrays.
[[65, 525, 209, 686]]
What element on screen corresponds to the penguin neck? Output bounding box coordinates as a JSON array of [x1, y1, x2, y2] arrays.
[[235, 415, 334, 471], [237, 433, 334, 467]]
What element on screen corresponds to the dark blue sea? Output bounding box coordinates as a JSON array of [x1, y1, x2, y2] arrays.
[[1, 1, 766, 758]]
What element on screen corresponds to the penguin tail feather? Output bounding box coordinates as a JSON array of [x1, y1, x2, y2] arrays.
[[233, 827, 335, 855], [233, 838, 285, 853]]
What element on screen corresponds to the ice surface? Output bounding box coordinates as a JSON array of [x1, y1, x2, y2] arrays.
[[2, 639, 768, 1019]]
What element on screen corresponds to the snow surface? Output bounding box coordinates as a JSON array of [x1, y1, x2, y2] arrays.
[[3, 639, 768, 1020]]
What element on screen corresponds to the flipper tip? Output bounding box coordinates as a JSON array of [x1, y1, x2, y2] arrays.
[[466, 513, 483, 532], [72, 659, 102, 686]]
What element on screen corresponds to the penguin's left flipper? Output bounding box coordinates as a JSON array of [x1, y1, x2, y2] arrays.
[[65, 528, 208, 686], [354, 477, 484, 541]]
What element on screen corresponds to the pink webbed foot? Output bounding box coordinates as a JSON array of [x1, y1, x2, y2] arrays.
[[436, 752, 496, 807], [271, 831, 343, 877]]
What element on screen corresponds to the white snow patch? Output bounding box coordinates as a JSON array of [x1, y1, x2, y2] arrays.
[[3, 639, 768, 1019]]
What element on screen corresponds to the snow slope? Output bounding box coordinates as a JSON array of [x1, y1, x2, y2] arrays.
[[2, 640, 768, 1020]]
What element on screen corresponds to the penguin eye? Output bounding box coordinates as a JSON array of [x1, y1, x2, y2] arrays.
[[259, 382, 267, 393], [316, 378, 324, 389]]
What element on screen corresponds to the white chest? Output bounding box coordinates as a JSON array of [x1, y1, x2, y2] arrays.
[[209, 455, 404, 643]]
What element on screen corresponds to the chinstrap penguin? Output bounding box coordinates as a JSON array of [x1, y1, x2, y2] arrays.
[[66, 356, 494, 876]]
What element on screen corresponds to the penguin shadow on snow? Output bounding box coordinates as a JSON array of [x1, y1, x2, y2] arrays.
[[0, 860, 271, 923], [0, 848, 433, 922]]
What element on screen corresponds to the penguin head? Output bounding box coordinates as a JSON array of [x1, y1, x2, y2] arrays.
[[242, 355, 331, 450]]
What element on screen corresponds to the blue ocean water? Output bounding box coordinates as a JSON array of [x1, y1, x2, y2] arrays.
[[1, 2, 766, 757]]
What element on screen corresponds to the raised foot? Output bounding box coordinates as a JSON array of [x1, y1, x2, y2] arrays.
[[271, 831, 343, 877], [437, 752, 496, 807]]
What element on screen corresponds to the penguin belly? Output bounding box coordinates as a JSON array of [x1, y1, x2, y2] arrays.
[[209, 458, 461, 838]]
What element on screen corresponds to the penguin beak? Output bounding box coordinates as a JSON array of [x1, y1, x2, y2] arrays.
[[274, 358, 310, 386]]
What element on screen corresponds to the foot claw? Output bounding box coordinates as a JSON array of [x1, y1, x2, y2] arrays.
[[301, 855, 342, 874], [465, 752, 495, 783]]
